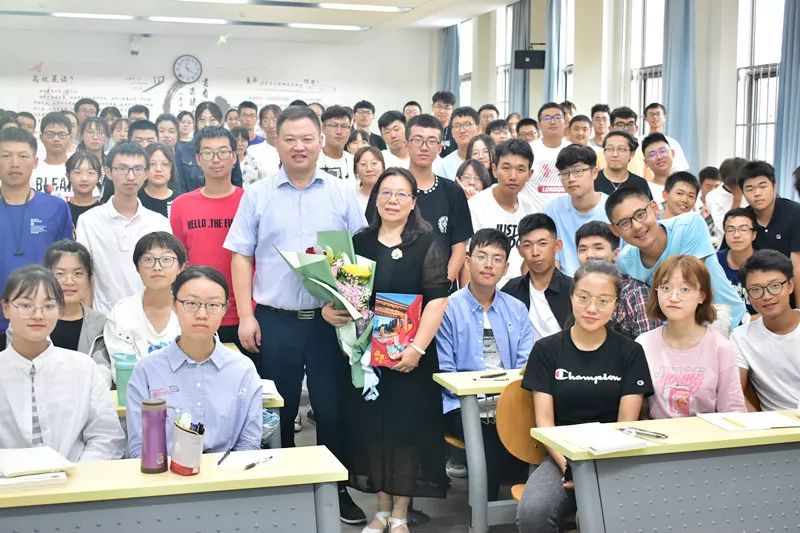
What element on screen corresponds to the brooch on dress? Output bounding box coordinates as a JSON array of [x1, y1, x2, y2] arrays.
[[391, 248, 403, 260]]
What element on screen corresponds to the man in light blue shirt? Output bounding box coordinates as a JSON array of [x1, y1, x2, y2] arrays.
[[607, 187, 747, 331], [126, 340, 262, 458], [543, 144, 609, 276], [223, 105, 367, 524], [436, 228, 534, 500]]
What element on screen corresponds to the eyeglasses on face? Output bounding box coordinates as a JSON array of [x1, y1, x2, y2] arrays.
[[111, 165, 147, 177], [377, 189, 413, 202], [10, 302, 60, 318], [613, 205, 650, 231], [655, 284, 697, 300], [43, 131, 70, 140], [571, 291, 616, 311], [471, 253, 506, 267], [557, 166, 592, 180], [408, 137, 441, 148], [175, 299, 227, 314], [724, 225, 754, 235], [746, 280, 788, 299], [139, 255, 178, 269], [197, 150, 234, 161]]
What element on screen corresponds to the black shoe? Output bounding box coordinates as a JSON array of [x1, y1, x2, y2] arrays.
[[408, 508, 431, 526], [307, 408, 316, 424], [338, 488, 367, 525]]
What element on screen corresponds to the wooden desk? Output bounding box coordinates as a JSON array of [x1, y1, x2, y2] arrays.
[[531, 414, 800, 533], [433, 369, 523, 533], [0, 446, 346, 533]]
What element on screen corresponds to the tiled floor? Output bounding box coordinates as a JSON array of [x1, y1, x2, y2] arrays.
[[293, 408, 518, 532]]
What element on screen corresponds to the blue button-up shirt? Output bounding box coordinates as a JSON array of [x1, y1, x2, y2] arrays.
[[223, 168, 367, 310], [126, 341, 262, 458], [436, 286, 535, 414]]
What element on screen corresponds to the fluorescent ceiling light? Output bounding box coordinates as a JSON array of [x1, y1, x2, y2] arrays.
[[176, 0, 410, 13], [288, 22, 365, 31], [148, 16, 228, 24], [318, 3, 409, 12], [52, 12, 134, 20]]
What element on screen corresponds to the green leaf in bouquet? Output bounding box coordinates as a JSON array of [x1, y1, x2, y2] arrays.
[[317, 230, 356, 264]]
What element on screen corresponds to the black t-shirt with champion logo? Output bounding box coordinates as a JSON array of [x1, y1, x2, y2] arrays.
[[522, 327, 653, 427]]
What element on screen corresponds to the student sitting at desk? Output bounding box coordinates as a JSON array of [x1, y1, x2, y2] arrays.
[[517, 260, 653, 532], [436, 228, 534, 500], [103, 232, 185, 387], [636, 255, 746, 418], [126, 266, 262, 458], [731, 250, 800, 411], [0, 265, 125, 462]]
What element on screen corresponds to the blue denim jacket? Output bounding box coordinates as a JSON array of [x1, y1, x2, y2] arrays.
[[436, 286, 535, 413]]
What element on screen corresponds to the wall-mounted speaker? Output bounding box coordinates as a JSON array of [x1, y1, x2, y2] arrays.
[[514, 50, 546, 70]]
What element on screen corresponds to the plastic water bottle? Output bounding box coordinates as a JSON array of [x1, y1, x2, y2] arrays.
[[141, 397, 168, 473]]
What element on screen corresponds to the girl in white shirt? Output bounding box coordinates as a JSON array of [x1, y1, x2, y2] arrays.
[[104, 232, 186, 384], [0, 265, 125, 462]]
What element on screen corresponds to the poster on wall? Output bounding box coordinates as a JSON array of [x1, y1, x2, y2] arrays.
[[15, 62, 338, 120]]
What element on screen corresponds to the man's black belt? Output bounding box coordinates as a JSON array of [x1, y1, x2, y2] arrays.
[[261, 305, 320, 320]]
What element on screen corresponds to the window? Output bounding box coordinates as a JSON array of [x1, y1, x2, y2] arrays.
[[559, 0, 575, 101], [735, 0, 784, 162], [630, 0, 665, 127], [496, 5, 513, 116], [458, 19, 474, 106]]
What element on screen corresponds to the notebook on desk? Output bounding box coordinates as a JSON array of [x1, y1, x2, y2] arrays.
[[548, 422, 650, 456], [698, 411, 800, 431], [261, 379, 279, 399], [0, 446, 74, 478]]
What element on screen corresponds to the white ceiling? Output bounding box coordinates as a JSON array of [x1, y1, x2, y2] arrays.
[[0, 0, 510, 43]]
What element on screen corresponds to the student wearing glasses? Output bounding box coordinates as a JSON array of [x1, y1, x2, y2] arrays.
[[593, 130, 652, 199], [0, 265, 125, 461], [432, 106, 480, 181], [126, 266, 262, 458], [522, 102, 571, 212], [609, 106, 650, 180], [717, 208, 757, 314], [76, 142, 172, 314], [641, 133, 676, 199], [606, 187, 747, 333], [636, 255, 745, 419], [732, 250, 800, 411], [517, 260, 653, 532], [31, 112, 73, 196], [317, 105, 356, 183], [103, 232, 185, 386]]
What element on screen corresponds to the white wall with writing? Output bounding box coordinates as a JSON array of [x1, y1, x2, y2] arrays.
[[0, 28, 439, 125]]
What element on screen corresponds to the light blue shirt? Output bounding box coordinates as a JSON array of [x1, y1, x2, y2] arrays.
[[126, 340, 262, 458], [543, 193, 609, 276], [223, 168, 367, 310], [436, 285, 535, 414], [616, 212, 747, 330]]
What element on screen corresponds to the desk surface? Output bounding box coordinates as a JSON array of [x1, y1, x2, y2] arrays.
[[113, 389, 284, 418], [433, 369, 524, 396], [0, 446, 347, 509], [531, 412, 800, 461]]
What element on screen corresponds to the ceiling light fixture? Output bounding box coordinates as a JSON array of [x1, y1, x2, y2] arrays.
[[317, 3, 409, 13], [176, 0, 410, 13], [52, 12, 135, 20], [147, 16, 229, 24], [287, 22, 365, 31]]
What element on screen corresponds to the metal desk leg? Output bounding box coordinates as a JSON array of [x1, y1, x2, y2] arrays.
[[314, 481, 342, 533], [571, 460, 605, 533], [459, 395, 488, 533], [268, 408, 282, 448]]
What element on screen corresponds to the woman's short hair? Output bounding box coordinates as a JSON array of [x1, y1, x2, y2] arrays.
[[456, 159, 492, 190], [144, 143, 178, 189], [172, 265, 229, 301], [647, 255, 717, 324], [132, 231, 187, 269], [43, 240, 94, 280], [65, 150, 102, 177], [571, 260, 621, 300], [353, 146, 385, 175], [1, 265, 64, 309]]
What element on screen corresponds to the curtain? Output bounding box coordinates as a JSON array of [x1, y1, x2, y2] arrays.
[[542, 0, 561, 103], [662, 0, 699, 171], [439, 25, 460, 103], [775, 0, 800, 199], [509, 0, 531, 117]]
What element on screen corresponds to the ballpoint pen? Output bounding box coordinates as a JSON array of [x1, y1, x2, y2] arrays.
[[217, 449, 232, 466], [244, 455, 274, 471]]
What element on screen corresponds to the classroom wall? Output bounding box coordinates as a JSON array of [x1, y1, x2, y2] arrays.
[[0, 28, 440, 126]]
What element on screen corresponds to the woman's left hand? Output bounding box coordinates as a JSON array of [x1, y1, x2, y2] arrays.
[[391, 346, 422, 373]]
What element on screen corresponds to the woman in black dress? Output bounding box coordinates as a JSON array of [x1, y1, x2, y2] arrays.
[[323, 167, 450, 533]]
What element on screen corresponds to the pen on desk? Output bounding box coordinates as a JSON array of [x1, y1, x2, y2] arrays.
[[244, 455, 273, 471], [217, 449, 232, 466], [723, 416, 748, 429]]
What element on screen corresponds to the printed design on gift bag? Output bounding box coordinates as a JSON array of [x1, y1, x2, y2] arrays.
[[371, 293, 422, 368]]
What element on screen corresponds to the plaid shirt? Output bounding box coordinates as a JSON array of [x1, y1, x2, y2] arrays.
[[612, 275, 662, 339]]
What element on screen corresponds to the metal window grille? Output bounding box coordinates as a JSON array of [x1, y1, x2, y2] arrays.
[[631, 64, 663, 129], [496, 64, 511, 117], [735, 63, 779, 162], [561, 63, 574, 101]]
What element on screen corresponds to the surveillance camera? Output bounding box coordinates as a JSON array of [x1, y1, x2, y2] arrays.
[[130, 35, 143, 56]]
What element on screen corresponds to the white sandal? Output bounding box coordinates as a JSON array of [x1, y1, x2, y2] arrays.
[[361, 511, 390, 533], [388, 516, 409, 532]]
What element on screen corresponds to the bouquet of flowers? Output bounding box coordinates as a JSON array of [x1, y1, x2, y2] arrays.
[[277, 231, 378, 397]]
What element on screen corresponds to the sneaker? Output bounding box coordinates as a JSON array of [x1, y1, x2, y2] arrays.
[[338, 488, 367, 525], [294, 413, 302, 433], [446, 459, 467, 478], [306, 408, 316, 424]]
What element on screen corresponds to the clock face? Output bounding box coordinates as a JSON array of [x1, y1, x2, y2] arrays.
[[173, 55, 202, 84]]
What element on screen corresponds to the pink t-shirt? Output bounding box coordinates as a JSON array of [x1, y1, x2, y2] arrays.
[[636, 326, 746, 419]]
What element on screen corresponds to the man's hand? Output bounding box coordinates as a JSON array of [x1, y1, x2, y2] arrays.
[[391, 346, 422, 373], [238, 315, 262, 353], [321, 302, 353, 327]]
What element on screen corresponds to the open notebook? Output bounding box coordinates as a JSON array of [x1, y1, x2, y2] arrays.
[[546, 422, 650, 456], [0, 446, 75, 478], [698, 411, 800, 431]]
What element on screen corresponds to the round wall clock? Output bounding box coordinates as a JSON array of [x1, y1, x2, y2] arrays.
[[173, 54, 203, 84]]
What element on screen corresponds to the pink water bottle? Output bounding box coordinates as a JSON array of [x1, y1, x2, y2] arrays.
[[141, 398, 168, 473]]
